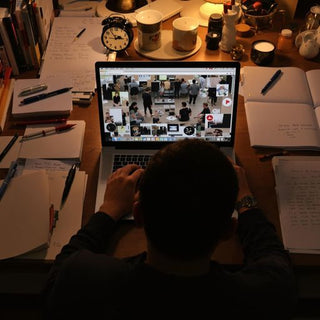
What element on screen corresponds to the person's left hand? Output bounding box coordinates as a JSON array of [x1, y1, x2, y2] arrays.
[[99, 164, 144, 221]]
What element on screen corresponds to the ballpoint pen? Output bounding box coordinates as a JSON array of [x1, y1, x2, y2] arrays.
[[0, 161, 18, 200], [73, 28, 86, 42], [0, 133, 18, 162], [60, 163, 77, 209], [18, 84, 48, 97], [19, 87, 73, 105], [20, 124, 76, 141], [261, 69, 282, 95]]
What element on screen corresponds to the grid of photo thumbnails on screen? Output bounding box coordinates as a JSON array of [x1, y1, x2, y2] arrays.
[[98, 66, 237, 143]]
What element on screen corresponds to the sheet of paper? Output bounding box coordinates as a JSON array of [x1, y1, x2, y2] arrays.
[[40, 16, 107, 93], [0, 171, 50, 260], [273, 156, 320, 253], [245, 102, 320, 148], [18, 120, 85, 160]]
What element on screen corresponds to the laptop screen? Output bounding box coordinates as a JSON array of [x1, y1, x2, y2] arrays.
[[95, 61, 240, 148]]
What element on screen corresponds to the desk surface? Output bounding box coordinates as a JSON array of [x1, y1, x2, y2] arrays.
[[3, 16, 320, 267]]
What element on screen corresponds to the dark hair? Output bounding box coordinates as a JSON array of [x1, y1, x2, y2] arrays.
[[139, 139, 238, 260], [181, 101, 187, 107]]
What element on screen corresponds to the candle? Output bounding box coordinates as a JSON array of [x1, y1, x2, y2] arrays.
[[253, 41, 275, 52]]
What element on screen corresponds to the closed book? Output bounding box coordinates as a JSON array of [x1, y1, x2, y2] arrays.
[[2, 15, 27, 72], [0, 7, 19, 75]]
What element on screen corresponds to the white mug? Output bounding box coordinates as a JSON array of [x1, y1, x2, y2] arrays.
[[172, 17, 198, 51], [136, 9, 162, 51]]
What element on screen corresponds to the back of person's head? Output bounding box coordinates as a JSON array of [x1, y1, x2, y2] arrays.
[[138, 139, 238, 260], [181, 101, 187, 107]]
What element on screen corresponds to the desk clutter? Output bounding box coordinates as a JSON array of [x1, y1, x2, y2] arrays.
[[0, 120, 86, 260]]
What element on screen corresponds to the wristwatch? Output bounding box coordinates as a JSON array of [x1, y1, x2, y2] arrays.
[[236, 195, 257, 212]]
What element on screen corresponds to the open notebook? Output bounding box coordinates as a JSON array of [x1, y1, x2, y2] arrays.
[[94, 61, 240, 212]]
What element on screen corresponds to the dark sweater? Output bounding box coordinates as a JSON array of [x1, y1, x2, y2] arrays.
[[43, 209, 297, 320]]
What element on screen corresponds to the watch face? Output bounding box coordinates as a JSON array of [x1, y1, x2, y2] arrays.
[[102, 27, 130, 52]]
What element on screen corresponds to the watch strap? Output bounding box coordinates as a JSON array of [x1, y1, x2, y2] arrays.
[[235, 195, 257, 211]]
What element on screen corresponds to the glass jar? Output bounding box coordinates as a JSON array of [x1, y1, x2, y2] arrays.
[[305, 5, 320, 30], [277, 29, 293, 53]]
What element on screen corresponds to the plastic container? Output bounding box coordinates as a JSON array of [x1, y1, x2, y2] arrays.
[[277, 29, 293, 53]]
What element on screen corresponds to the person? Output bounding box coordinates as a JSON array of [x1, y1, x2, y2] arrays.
[[43, 139, 297, 320], [177, 101, 191, 121], [197, 102, 211, 124], [112, 91, 120, 106], [142, 87, 153, 116], [173, 78, 181, 98], [179, 78, 189, 97], [129, 102, 144, 124], [188, 79, 200, 104]]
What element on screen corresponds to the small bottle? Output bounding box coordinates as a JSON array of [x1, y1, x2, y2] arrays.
[[208, 13, 223, 34], [277, 29, 293, 53]]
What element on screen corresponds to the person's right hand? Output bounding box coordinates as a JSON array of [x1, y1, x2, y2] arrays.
[[99, 164, 144, 221]]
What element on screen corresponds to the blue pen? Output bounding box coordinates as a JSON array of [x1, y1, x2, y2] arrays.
[[261, 69, 282, 95], [0, 161, 18, 200]]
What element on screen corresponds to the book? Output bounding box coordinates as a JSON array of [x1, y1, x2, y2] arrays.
[[272, 156, 320, 254], [12, 75, 73, 117], [242, 66, 320, 149], [18, 120, 86, 161], [0, 170, 51, 260], [20, 1, 41, 69], [0, 7, 20, 75], [0, 77, 14, 133]]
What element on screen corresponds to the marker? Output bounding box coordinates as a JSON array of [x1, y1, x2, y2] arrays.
[[0, 133, 18, 162], [19, 87, 72, 105], [20, 123, 76, 141], [73, 28, 86, 42], [261, 69, 282, 95], [18, 84, 48, 97]]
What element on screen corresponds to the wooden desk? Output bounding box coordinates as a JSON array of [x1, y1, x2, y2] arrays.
[[2, 16, 320, 269]]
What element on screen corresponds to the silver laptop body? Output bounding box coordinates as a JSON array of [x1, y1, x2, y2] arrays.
[[95, 61, 240, 212]]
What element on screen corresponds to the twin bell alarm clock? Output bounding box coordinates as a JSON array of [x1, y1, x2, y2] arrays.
[[101, 14, 134, 52]]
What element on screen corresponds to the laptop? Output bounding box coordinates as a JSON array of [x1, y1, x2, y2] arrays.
[[95, 61, 240, 212]]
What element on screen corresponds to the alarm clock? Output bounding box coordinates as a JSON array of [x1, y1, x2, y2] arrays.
[[101, 14, 134, 52]]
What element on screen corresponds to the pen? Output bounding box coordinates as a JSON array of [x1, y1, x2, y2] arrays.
[[19, 87, 72, 105], [20, 123, 76, 141], [259, 150, 289, 161], [261, 69, 282, 95], [0, 161, 18, 200], [60, 163, 77, 209], [73, 28, 86, 42], [18, 84, 48, 97], [15, 118, 68, 126], [0, 133, 18, 162]]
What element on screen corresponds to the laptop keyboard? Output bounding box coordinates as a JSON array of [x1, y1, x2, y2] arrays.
[[112, 154, 152, 171]]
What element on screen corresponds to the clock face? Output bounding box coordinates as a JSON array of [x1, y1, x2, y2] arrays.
[[102, 26, 130, 52]]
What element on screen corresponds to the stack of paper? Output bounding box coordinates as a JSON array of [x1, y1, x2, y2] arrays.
[[12, 75, 73, 117], [18, 120, 86, 161], [18, 159, 87, 260], [0, 170, 51, 260], [272, 156, 320, 254]]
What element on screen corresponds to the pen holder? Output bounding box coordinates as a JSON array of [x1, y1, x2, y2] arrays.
[[251, 40, 276, 65]]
